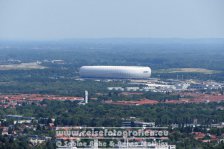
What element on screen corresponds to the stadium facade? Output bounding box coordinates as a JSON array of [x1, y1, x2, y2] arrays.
[[79, 66, 151, 79]]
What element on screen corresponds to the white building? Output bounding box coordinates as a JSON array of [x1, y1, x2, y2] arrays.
[[80, 66, 151, 79]]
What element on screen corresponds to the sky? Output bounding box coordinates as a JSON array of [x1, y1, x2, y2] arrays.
[[0, 0, 224, 40]]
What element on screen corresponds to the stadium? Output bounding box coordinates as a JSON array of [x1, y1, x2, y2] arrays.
[[79, 66, 151, 79]]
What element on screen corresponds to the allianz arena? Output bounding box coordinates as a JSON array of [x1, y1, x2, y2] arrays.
[[79, 66, 151, 79]]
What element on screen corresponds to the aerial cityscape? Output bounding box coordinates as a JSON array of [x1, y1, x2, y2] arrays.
[[1, 0, 224, 149], [0, 39, 224, 149]]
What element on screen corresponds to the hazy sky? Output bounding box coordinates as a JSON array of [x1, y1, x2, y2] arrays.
[[0, 0, 224, 40]]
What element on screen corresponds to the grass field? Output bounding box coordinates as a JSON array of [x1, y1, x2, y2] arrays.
[[155, 68, 221, 74], [0, 62, 46, 70]]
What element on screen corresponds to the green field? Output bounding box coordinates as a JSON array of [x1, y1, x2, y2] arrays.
[[0, 62, 46, 70], [155, 68, 221, 74]]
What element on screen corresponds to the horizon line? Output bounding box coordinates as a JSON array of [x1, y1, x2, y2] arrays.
[[0, 37, 224, 42]]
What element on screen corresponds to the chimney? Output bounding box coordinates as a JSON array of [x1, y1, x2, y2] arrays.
[[85, 90, 88, 104]]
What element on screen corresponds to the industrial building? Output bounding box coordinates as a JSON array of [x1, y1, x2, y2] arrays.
[[79, 66, 151, 79]]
